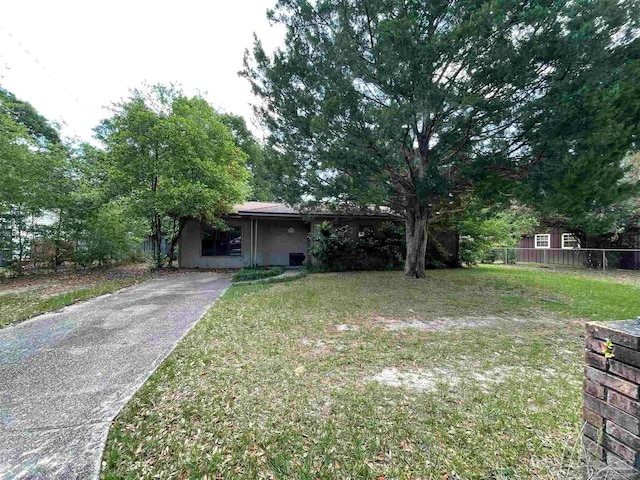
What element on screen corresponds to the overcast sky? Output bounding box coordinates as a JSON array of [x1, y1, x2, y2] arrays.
[[0, 0, 285, 142]]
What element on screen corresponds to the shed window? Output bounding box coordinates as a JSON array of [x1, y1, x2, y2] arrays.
[[202, 226, 242, 257], [561, 233, 580, 249], [534, 234, 550, 249]]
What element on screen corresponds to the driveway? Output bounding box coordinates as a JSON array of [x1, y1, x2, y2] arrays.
[[0, 272, 231, 479]]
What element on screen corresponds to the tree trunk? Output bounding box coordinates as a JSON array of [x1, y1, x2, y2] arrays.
[[404, 203, 429, 279], [153, 214, 162, 268], [169, 218, 187, 268]]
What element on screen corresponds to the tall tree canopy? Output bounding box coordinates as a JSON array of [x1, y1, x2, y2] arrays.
[[97, 85, 250, 266], [219, 113, 279, 201], [244, 0, 639, 277], [0, 88, 69, 264]]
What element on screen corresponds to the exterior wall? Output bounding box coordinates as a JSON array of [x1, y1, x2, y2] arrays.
[[179, 215, 403, 269], [179, 217, 310, 268], [584, 321, 640, 477], [179, 218, 249, 269], [518, 227, 570, 263], [253, 219, 309, 266], [518, 228, 640, 270]]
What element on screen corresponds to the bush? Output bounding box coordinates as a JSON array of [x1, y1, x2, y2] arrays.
[[31, 238, 75, 268], [232, 266, 285, 282], [81, 201, 147, 265], [309, 221, 404, 271]]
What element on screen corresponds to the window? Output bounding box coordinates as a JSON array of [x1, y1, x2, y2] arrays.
[[562, 233, 580, 249], [202, 226, 242, 256], [534, 234, 550, 249]]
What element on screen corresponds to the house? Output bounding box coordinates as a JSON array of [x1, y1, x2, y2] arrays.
[[178, 202, 401, 269], [519, 227, 581, 251], [518, 227, 640, 269]]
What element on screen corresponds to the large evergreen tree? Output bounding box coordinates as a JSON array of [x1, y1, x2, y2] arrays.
[[244, 0, 639, 278]]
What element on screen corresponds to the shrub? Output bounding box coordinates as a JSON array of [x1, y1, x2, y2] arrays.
[[309, 221, 404, 271], [232, 266, 285, 282]]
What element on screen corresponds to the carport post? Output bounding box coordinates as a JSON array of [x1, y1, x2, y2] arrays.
[[250, 218, 254, 266]]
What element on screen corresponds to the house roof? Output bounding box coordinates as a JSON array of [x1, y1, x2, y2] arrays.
[[231, 202, 299, 215], [229, 202, 400, 219]]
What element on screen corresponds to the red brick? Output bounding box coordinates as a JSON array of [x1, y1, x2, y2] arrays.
[[587, 335, 640, 370], [584, 406, 604, 428], [584, 435, 606, 461], [585, 379, 606, 399], [610, 360, 640, 384], [584, 421, 600, 441], [609, 390, 640, 417], [587, 323, 640, 350], [584, 392, 640, 436], [602, 433, 640, 468], [610, 344, 640, 371], [607, 422, 640, 451], [586, 336, 607, 355], [586, 350, 608, 371], [585, 367, 640, 399], [603, 451, 640, 477]]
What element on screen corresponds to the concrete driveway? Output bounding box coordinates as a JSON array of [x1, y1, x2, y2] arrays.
[[0, 272, 231, 479]]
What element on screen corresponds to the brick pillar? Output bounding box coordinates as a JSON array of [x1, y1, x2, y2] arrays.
[[584, 321, 640, 478]]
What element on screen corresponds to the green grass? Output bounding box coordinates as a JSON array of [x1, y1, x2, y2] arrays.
[[232, 266, 286, 282], [101, 266, 640, 479], [0, 277, 149, 328], [466, 265, 640, 321]]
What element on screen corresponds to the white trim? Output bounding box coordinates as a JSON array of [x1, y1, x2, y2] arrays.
[[561, 233, 580, 250], [534, 234, 551, 249]]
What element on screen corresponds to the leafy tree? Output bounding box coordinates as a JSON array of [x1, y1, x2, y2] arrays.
[[0, 88, 69, 267], [455, 202, 539, 265], [244, 0, 639, 278], [0, 87, 60, 146], [219, 113, 270, 201], [97, 84, 250, 266], [77, 200, 147, 266]]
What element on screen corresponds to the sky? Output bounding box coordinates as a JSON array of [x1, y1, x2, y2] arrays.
[[0, 0, 285, 142]]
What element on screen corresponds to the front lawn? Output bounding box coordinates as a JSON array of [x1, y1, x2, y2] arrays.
[[102, 266, 640, 479]]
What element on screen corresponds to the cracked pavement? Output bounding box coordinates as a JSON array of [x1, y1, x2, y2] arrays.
[[0, 272, 230, 479]]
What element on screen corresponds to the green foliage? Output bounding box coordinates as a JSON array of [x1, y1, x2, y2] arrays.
[[0, 88, 72, 266], [603, 339, 615, 359], [77, 201, 147, 266], [456, 205, 539, 265], [0, 87, 60, 145], [219, 113, 281, 202], [97, 84, 250, 266], [232, 266, 286, 282], [309, 221, 404, 271], [244, 0, 640, 278]]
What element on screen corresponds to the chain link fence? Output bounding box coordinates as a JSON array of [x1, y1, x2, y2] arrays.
[[492, 247, 640, 271]]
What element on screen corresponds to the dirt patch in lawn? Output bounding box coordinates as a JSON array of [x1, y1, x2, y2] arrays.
[[374, 315, 560, 332], [336, 324, 360, 331], [299, 338, 333, 359], [372, 365, 520, 393], [372, 363, 578, 393]]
